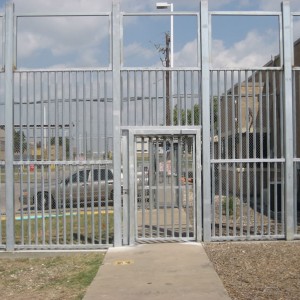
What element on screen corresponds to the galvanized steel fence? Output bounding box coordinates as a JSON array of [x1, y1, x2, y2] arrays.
[[0, 1, 299, 251]]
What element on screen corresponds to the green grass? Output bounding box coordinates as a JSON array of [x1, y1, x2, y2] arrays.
[[222, 196, 234, 216], [0, 253, 105, 299], [1, 211, 114, 246]]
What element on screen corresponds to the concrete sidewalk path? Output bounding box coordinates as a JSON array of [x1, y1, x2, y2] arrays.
[[84, 243, 231, 300]]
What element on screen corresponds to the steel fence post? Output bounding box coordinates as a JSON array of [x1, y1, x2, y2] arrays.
[[200, 1, 211, 242], [112, 0, 122, 246], [4, 3, 15, 251], [282, 0, 294, 240]]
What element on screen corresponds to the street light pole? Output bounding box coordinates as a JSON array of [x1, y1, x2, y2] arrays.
[[165, 32, 171, 125], [156, 2, 173, 68], [156, 2, 174, 125], [170, 3, 174, 68]]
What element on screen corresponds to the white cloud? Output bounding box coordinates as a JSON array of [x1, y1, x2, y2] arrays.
[[258, 0, 300, 11], [171, 25, 279, 69], [17, 31, 52, 58], [174, 40, 198, 67], [124, 42, 156, 62], [212, 29, 278, 68]]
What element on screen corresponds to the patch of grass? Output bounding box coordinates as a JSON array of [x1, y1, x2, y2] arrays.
[[0, 253, 105, 299], [222, 196, 234, 216], [66, 256, 102, 288], [1, 211, 114, 246]]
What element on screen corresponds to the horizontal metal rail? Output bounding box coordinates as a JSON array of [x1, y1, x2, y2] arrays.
[[13, 160, 113, 166], [122, 12, 199, 17], [16, 13, 111, 17], [211, 158, 285, 164], [210, 11, 282, 16]]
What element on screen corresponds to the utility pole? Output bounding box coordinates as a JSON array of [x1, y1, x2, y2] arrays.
[[154, 31, 171, 125], [165, 32, 171, 126]]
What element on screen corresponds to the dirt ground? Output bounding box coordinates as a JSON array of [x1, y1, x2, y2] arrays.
[[203, 241, 300, 300], [0, 242, 299, 299], [0, 252, 105, 300]]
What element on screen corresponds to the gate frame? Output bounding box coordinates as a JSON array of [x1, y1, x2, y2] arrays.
[[122, 127, 202, 245], [2, 0, 299, 251]]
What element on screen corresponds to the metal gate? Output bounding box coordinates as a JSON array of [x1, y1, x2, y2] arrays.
[[122, 128, 201, 244], [2, 1, 300, 252]]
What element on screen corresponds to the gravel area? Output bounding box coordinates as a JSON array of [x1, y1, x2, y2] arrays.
[[203, 241, 300, 300]]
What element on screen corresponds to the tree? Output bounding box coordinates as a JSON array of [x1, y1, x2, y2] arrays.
[[212, 96, 219, 135], [50, 137, 70, 158], [173, 104, 200, 125], [14, 130, 27, 153]]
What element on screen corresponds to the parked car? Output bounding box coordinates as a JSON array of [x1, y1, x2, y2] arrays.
[[20, 167, 115, 210]]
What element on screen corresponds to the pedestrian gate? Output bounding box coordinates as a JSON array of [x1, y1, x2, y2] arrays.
[[122, 128, 201, 244]]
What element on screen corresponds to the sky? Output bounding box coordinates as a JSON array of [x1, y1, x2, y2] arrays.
[[0, 0, 299, 69]]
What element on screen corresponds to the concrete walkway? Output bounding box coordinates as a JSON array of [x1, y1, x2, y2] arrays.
[[84, 243, 231, 300]]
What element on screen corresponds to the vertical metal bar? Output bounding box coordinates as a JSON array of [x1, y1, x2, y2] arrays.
[[90, 72, 95, 244], [155, 137, 160, 238], [170, 71, 174, 126], [195, 130, 202, 241], [26, 73, 31, 245], [245, 71, 250, 237], [33, 72, 38, 245], [141, 137, 145, 237], [170, 137, 174, 237], [97, 72, 102, 244], [112, 0, 122, 246], [128, 131, 135, 245], [252, 71, 257, 235], [163, 71, 166, 126], [163, 138, 167, 237], [273, 71, 278, 234], [126, 71, 130, 125], [148, 71, 152, 125], [47, 72, 53, 245], [5, 3, 15, 251], [201, 0, 211, 241], [178, 136, 182, 238], [282, 1, 294, 240], [225, 71, 230, 236], [191, 71, 195, 125], [217, 71, 222, 237], [149, 137, 153, 237], [19, 73, 24, 245], [76, 72, 80, 243], [266, 71, 271, 235], [259, 71, 264, 235], [141, 71, 145, 126], [54, 73, 59, 244], [184, 71, 187, 125], [238, 71, 243, 236], [231, 71, 237, 237], [176, 71, 180, 125], [211, 72, 215, 237], [40, 72, 45, 245], [292, 71, 297, 234], [184, 136, 189, 238], [69, 72, 74, 245], [121, 133, 128, 245], [134, 71, 137, 125], [155, 71, 158, 125], [280, 71, 285, 235], [61, 72, 67, 245]]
